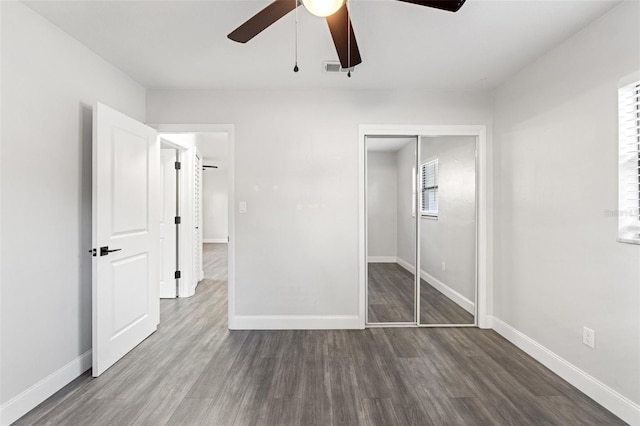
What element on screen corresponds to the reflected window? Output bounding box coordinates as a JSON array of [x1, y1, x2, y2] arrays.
[[421, 159, 439, 217]]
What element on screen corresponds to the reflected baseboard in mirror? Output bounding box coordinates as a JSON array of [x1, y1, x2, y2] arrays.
[[418, 135, 477, 326], [420, 276, 474, 324], [367, 261, 474, 325]]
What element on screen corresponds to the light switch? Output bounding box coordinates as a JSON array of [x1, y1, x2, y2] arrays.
[[239, 201, 247, 214]]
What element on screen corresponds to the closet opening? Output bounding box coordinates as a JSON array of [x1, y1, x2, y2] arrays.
[[359, 125, 488, 328]]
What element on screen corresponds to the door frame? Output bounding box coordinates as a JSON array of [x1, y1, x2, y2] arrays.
[[359, 125, 489, 329], [150, 123, 236, 329], [157, 137, 199, 298]]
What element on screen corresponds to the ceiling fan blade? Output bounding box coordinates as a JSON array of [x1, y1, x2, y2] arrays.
[[396, 0, 466, 12], [326, 4, 362, 68], [228, 0, 299, 43]]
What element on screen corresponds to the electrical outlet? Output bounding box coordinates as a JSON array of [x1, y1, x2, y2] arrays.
[[583, 327, 595, 349], [239, 201, 247, 214], [441, 261, 446, 272]]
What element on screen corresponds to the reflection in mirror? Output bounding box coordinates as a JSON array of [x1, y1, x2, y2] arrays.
[[419, 136, 476, 325], [366, 136, 416, 323]]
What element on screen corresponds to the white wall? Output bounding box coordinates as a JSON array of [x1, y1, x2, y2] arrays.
[[147, 89, 492, 326], [396, 141, 417, 269], [0, 1, 146, 420], [420, 136, 476, 303], [394, 136, 476, 310], [202, 165, 228, 243], [196, 134, 229, 243], [366, 151, 397, 259], [493, 0, 640, 410]]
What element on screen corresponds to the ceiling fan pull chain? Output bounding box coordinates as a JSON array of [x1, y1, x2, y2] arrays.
[[293, 0, 300, 72]]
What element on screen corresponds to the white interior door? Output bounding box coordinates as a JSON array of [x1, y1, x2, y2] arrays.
[[159, 148, 177, 298], [92, 103, 160, 377]]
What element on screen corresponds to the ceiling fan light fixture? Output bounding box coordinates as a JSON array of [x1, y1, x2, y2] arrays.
[[302, 0, 345, 17]]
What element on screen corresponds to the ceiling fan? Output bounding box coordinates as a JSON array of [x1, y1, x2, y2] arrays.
[[228, 0, 466, 69]]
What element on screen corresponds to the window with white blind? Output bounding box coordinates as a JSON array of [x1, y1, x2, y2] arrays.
[[421, 159, 439, 217], [618, 77, 640, 244]]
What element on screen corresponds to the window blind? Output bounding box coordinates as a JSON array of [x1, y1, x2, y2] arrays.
[[421, 159, 438, 215], [618, 79, 640, 242]]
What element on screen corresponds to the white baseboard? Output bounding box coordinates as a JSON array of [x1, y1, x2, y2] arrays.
[[367, 256, 397, 263], [395, 257, 475, 315], [203, 238, 227, 244], [490, 316, 640, 425], [0, 350, 92, 426], [420, 271, 475, 315], [395, 257, 415, 274], [230, 315, 362, 330]]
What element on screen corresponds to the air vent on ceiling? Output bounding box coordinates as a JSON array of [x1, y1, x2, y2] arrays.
[[323, 61, 355, 74]]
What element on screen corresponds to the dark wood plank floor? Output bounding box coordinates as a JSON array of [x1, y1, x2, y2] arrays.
[[203, 243, 227, 280], [16, 245, 624, 425], [368, 263, 415, 323], [368, 263, 474, 324]]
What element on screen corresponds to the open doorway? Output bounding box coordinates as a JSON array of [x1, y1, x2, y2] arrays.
[[155, 130, 232, 327], [197, 133, 230, 305]]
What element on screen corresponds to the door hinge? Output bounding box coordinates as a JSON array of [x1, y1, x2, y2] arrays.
[[174, 216, 181, 225], [174, 161, 181, 170], [174, 270, 181, 279]]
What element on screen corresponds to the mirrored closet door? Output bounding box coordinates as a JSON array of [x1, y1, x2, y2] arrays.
[[418, 136, 477, 325], [366, 136, 417, 324]]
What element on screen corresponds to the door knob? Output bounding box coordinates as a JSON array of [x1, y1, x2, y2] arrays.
[[100, 246, 122, 256]]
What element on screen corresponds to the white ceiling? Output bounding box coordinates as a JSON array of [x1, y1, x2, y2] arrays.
[[25, 0, 620, 90]]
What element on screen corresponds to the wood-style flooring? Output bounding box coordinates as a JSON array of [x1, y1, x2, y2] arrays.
[[16, 244, 624, 425], [368, 263, 474, 324], [203, 243, 227, 280]]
